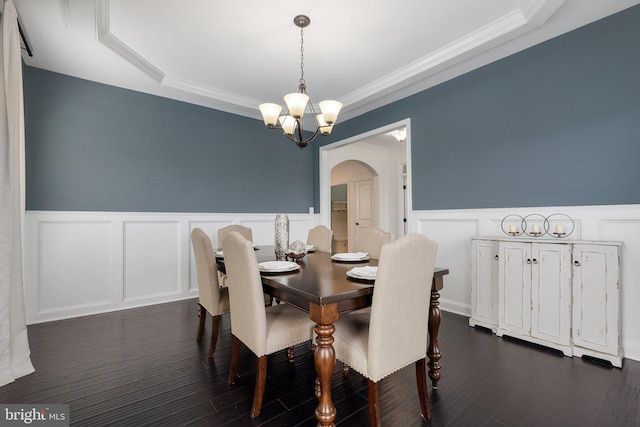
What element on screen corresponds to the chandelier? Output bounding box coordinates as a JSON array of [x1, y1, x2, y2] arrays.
[[259, 15, 342, 149]]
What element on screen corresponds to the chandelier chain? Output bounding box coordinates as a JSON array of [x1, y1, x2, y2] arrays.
[[299, 26, 305, 86]]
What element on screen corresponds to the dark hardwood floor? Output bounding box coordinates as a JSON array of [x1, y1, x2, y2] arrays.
[[1, 298, 639, 426]]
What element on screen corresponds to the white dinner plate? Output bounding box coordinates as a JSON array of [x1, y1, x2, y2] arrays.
[[258, 261, 300, 273], [306, 245, 316, 252], [348, 266, 378, 279], [331, 252, 369, 262], [346, 270, 376, 281]]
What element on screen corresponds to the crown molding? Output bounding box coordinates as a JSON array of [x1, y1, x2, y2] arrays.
[[162, 77, 263, 119], [95, 0, 261, 117], [339, 0, 564, 109], [163, 77, 259, 111], [59, 0, 74, 34], [95, 0, 165, 83]]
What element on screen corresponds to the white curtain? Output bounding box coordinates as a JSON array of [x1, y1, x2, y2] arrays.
[[0, 0, 34, 387]]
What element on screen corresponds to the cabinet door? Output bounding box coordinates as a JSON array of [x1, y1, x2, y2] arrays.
[[530, 243, 571, 345], [470, 239, 498, 330], [498, 241, 531, 335], [572, 244, 620, 355]]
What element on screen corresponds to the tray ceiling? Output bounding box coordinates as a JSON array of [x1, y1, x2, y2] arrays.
[[12, 0, 640, 123]]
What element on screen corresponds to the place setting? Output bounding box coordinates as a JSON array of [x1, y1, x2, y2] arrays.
[[346, 266, 377, 283], [330, 252, 370, 263], [258, 261, 300, 274]]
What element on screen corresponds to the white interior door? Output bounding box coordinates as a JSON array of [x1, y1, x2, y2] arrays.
[[355, 179, 374, 230]]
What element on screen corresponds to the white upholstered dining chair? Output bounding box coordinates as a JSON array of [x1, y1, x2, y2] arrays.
[[217, 224, 252, 250], [222, 231, 316, 418], [191, 228, 230, 358], [353, 227, 393, 259], [333, 233, 438, 426], [306, 225, 333, 253], [216, 224, 253, 287]]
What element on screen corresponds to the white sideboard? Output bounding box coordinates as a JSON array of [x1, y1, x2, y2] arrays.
[[469, 236, 622, 367]]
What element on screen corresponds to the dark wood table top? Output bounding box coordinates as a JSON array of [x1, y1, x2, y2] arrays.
[[218, 245, 449, 314]]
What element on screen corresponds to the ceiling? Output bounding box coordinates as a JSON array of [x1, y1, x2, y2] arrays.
[[11, 0, 640, 126]]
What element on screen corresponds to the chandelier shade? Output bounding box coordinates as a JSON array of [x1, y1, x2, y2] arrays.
[[259, 15, 342, 148], [319, 100, 342, 125], [284, 92, 309, 119], [279, 115, 297, 135], [258, 103, 282, 127]]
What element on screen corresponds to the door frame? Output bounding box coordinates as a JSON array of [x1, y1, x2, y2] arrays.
[[319, 118, 412, 233]]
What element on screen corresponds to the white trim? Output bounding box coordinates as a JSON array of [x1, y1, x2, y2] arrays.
[[96, 0, 165, 83], [319, 118, 412, 237]]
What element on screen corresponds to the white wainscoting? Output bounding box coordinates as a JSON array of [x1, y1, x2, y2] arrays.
[[410, 204, 640, 362], [24, 206, 640, 362], [24, 211, 316, 324]]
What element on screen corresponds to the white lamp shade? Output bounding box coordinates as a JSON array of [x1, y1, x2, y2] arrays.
[[316, 114, 333, 135], [284, 93, 309, 119], [279, 115, 297, 135], [259, 103, 283, 127], [319, 100, 342, 124]]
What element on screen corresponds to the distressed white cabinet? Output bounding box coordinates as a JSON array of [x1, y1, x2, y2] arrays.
[[572, 244, 621, 366], [497, 241, 532, 338], [470, 237, 622, 366], [530, 243, 572, 349], [469, 239, 499, 331], [497, 241, 572, 355]]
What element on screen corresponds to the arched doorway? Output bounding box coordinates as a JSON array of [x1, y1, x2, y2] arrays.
[[331, 160, 378, 252], [319, 119, 411, 245]]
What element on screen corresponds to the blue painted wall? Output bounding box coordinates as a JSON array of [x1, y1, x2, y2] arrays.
[[319, 5, 640, 210], [24, 5, 640, 213], [24, 68, 314, 212]]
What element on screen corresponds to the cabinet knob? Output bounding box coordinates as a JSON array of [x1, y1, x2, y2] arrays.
[[526, 258, 532, 264], [574, 260, 581, 267], [532, 258, 538, 264], [494, 255, 499, 260]]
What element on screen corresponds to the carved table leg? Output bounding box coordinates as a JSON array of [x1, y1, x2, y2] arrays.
[[428, 277, 442, 389], [315, 377, 321, 400], [310, 302, 339, 427]]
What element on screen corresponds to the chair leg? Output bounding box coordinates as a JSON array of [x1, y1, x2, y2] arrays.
[[227, 335, 241, 385], [367, 379, 382, 427], [196, 304, 206, 342], [208, 314, 221, 358], [251, 355, 268, 418], [415, 357, 432, 420]]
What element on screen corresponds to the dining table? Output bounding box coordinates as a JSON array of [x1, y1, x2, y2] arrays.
[[217, 245, 448, 427]]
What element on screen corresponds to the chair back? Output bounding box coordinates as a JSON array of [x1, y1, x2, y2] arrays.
[[221, 231, 268, 356], [191, 228, 221, 314], [367, 233, 438, 381], [217, 224, 253, 250], [306, 225, 333, 253], [353, 227, 393, 259]]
